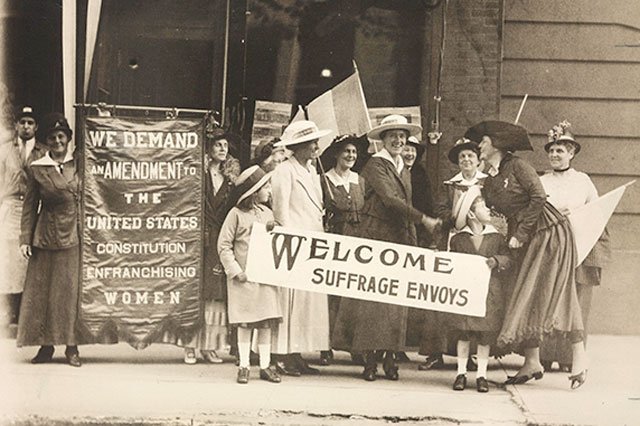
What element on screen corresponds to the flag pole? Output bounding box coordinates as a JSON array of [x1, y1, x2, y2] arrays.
[[514, 94, 528, 124]]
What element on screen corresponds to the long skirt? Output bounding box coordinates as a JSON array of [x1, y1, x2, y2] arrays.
[[497, 203, 583, 349], [17, 246, 80, 347], [332, 298, 407, 353], [185, 300, 229, 351]]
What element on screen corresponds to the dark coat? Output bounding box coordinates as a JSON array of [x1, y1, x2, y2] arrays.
[[203, 169, 235, 301]]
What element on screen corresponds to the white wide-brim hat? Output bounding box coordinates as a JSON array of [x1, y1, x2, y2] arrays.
[[275, 120, 332, 148], [452, 185, 483, 230], [367, 114, 422, 141]]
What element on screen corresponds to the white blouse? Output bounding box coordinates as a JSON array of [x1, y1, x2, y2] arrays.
[[540, 168, 598, 212]]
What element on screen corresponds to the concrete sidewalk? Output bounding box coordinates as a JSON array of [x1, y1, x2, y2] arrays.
[[0, 335, 638, 425]]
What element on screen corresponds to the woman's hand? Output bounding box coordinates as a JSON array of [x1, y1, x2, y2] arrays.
[[20, 244, 32, 260], [508, 236, 523, 249], [236, 272, 248, 283], [265, 221, 277, 232], [421, 216, 442, 233]]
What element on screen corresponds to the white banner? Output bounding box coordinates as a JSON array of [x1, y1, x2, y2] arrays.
[[569, 181, 634, 265], [245, 225, 491, 317]]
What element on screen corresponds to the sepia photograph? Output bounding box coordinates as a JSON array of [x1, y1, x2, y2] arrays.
[[0, 0, 638, 425]]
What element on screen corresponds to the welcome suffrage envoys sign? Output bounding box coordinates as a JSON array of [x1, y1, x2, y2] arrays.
[[246, 225, 491, 317]]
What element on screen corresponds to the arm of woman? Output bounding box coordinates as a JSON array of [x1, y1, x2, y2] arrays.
[[270, 163, 292, 227], [19, 167, 39, 257], [217, 208, 244, 280], [510, 158, 546, 245], [362, 158, 424, 224]]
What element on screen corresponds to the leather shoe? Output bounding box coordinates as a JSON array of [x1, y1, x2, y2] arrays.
[[476, 377, 489, 393], [237, 367, 250, 384], [504, 370, 543, 385], [319, 350, 333, 366], [569, 369, 587, 390], [418, 354, 444, 371], [293, 354, 320, 375], [66, 352, 82, 368], [383, 365, 399, 380], [275, 361, 301, 377], [453, 374, 467, 391], [362, 366, 377, 382], [259, 367, 281, 383], [31, 346, 54, 364]]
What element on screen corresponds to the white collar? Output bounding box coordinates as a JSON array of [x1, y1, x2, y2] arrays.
[[446, 170, 488, 185], [325, 168, 358, 189], [30, 150, 74, 167], [457, 224, 500, 236], [373, 148, 404, 174]]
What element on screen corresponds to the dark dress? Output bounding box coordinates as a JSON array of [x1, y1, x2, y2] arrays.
[[482, 154, 583, 349], [322, 170, 366, 337], [17, 153, 80, 347], [446, 229, 511, 346], [331, 154, 422, 353]]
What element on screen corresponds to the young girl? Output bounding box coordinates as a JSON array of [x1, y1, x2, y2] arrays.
[[449, 186, 512, 392], [217, 165, 283, 384]]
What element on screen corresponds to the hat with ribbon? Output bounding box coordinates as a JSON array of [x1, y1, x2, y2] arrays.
[[275, 120, 332, 148], [367, 114, 422, 141], [452, 185, 483, 230], [16, 105, 37, 122], [406, 135, 426, 158], [447, 137, 480, 164], [234, 165, 272, 205], [464, 120, 532, 152], [545, 120, 580, 154]]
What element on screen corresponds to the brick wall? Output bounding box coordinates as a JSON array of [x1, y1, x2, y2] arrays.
[[426, 0, 503, 183]]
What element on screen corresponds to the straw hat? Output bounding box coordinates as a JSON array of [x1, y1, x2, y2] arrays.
[[367, 114, 422, 141], [452, 185, 483, 230], [447, 138, 479, 164], [275, 120, 332, 148], [234, 165, 272, 205], [464, 120, 532, 152]]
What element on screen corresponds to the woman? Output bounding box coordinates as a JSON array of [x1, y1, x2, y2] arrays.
[[270, 120, 332, 376], [17, 113, 82, 367], [331, 114, 440, 381], [318, 134, 368, 365], [465, 120, 587, 389], [253, 137, 286, 173], [539, 121, 610, 372], [183, 130, 239, 364], [418, 137, 488, 371]]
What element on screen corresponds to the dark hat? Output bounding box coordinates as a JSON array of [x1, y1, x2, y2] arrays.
[[447, 138, 480, 164], [545, 121, 581, 154], [254, 137, 285, 164], [319, 134, 369, 170], [16, 105, 37, 122], [464, 121, 532, 152], [407, 136, 426, 158], [205, 129, 241, 159], [234, 165, 272, 205], [41, 112, 72, 139]]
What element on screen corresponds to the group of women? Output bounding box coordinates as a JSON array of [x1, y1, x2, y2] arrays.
[[15, 110, 607, 392]]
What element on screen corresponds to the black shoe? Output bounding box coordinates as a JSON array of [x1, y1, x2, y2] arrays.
[[418, 354, 444, 371], [363, 366, 377, 381], [541, 360, 553, 372], [383, 354, 399, 380], [504, 370, 543, 385], [293, 354, 320, 375], [31, 346, 54, 364], [259, 367, 281, 383], [319, 350, 333, 366], [275, 360, 301, 377], [569, 370, 587, 390], [65, 346, 82, 368], [476, 377, 489, 393], [237, 367, 250, 384], [453, 374, 467, 391]]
